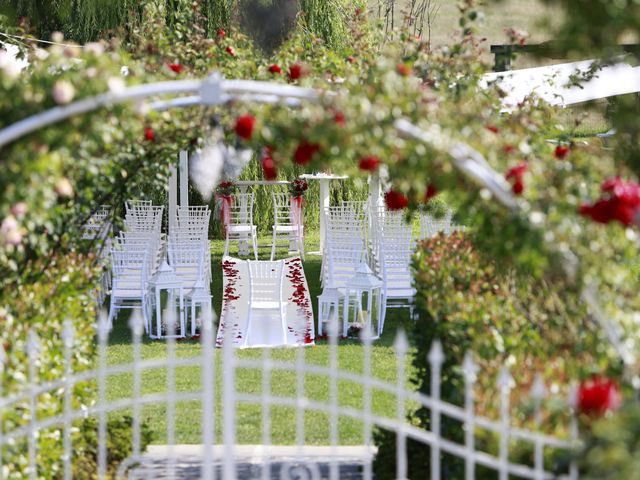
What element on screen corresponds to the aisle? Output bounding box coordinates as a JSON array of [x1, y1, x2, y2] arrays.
[[215, 256, 315, 347]]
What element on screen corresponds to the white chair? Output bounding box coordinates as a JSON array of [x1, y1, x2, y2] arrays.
[[419, 210, 453, 239], [108, 248, 152, 329], [224, 193, 259, 260], [244, 260, 288, 347], [270, 192, 305, 261]]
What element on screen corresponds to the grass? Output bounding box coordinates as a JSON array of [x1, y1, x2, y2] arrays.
[[106, 232, 417, 445]]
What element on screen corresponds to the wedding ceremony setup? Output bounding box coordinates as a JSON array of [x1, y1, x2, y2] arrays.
[[2, 0, 640, 479]]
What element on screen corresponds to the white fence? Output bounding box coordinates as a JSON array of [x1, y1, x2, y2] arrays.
[[0, 311, 579, 479]]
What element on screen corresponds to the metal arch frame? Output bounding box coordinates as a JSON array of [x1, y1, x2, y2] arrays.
[[0, 72, 318, 149], [0, 70, 630, 366]]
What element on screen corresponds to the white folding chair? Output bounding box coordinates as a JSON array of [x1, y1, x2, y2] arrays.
[[270, 192, 305, 261], [245, 260, 288, 347], [224, 193, 259, 260]]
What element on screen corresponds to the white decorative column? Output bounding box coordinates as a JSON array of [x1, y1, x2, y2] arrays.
[[179, 150, 189, 208], [168, 162, 178, 234]]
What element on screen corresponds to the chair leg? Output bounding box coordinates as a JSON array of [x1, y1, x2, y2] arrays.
[[224, 232, 230, 257], [281, 306, 288, 345], [108, 296, 117, 328], [270, 228, 277, 261], [252, 231, 259, 260]]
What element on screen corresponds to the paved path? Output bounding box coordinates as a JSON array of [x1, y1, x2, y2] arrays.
[[127, 445, 376, 479]]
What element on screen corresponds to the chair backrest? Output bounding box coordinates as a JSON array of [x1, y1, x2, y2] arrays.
[[324, 242, 365, 288], [110, 248, 150, 288], [419, 211, 453, 239], [168, 243, 206, 279], [229, 193, 254, 226], [248, 260, 285, 305], [272, 192, 295, 227]]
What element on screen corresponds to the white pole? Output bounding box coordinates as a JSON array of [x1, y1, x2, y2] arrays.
[[319, 178, 331, 253], [179, 150, 189, 208], [168, 162, 178, 234]]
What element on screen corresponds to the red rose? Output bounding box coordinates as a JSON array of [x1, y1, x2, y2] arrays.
[[485, 125, 499, 134], [293, 140, 320, 165], [234, 114, 256, 141], [424, 184, 438, 202], [396, 63, 411, 76], [144, 127, 154, 141], [384, 190, 408, 210], [168, 63, 183, 73], [581, 177, 640, 226], [577, 377, 621, 416], [226, 46, 236, 57], [268, 64, 282, 74], [512, 178, 524, 195], [289, 63, 306, 80], [217, 28, 226, 38], [358, 156, 380, 171], [505, 162, 528, 180], [555, 145, 570, 159], [334, 111, 346, 125], [346, 56, 356, 64], [503, 144, 516, 154], [261, 152, 277, 180]]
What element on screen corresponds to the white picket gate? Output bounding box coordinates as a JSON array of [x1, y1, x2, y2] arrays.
[[0, 308, 579, 480]]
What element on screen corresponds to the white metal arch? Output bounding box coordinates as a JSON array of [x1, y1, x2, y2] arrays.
[[0, 70, 630, 365]]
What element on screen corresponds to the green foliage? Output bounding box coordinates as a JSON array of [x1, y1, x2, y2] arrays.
[[299, 0, 350, 48], [374, 233, 608, 479], [579, 402, 640, 480], [73, 415, 154, 479]]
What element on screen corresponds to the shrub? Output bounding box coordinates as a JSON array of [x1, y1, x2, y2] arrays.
[[374, 232, 607, 479]]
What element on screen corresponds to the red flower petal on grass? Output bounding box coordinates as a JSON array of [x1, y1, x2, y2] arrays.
[[144, 127, 154, 141], [577, 377, 621, 416], [234, 115, 255, 140], [293, 140, 320, 165], [555, 145, 570, 159], [358, 156, 380, 171], [384, 190, 408, 210]]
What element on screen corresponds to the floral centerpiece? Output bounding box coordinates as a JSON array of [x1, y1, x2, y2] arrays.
[[288, 178, 309, 197], [216, 180, 236, 197], [215, 181, 235, 236]]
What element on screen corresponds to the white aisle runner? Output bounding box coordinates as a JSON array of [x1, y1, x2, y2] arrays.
[[216, 256, 315, 347]]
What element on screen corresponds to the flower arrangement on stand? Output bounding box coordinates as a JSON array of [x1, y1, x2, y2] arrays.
[[215, 181, 235, 237], [288, 178, 308, 238]]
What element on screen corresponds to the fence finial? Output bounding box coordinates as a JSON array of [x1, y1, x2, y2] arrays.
[[62, 319, 75, 349], [428, 339, 444, 366], [497, 365, 513, 390], [462, 351, 478, 381], [530, 374, 546, 401], [394, 329, 409, 355]]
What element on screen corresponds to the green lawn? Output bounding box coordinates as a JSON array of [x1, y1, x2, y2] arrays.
[[106, 233, 417, 445]]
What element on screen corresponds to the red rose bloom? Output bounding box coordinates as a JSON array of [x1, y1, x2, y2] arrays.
[[358, 156, 380, 171], [580, 177, 640, 226], [505, 162, 528, 196], [485, 125, 499, 134], [346, 56, 356, 64], [289, 63, 306, 80], [293, 140, 320, 165], [268, 64, 282, 74], [217, 28, 226, 38], [512, 178, 524, 195], [261, 152, 277, 180], [396, 63, 411, 76], [144, 127, 154, 141], [577, 377, 621, 416], [226, 46, 236, 57], [334, 111, 346, 125], [168, 63, 183, 73], [234, 115, 256, 141], [385, 190, 408, 210], [555, 145, 570, 159], [424, 184, 438, 202]]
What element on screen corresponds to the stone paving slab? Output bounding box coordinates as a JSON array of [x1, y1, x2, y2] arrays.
[[128, 445, 377, 479]]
